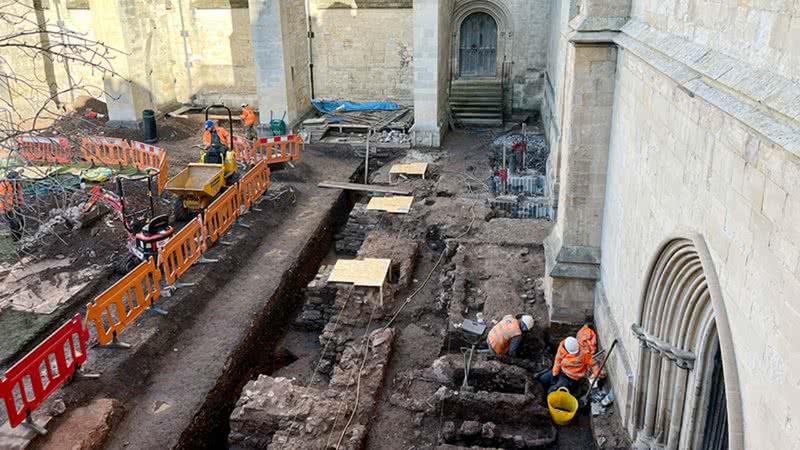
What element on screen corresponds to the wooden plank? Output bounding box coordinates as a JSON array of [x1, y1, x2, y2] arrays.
[[328, 258, 391, 287], [318, 181, 412, 195], [207, 114, 242, 122], [367, 196, 414, 214], [390, 162, 428, 176]]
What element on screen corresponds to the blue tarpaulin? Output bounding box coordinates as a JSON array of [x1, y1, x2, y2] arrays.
[[312, 100, 401, 114]]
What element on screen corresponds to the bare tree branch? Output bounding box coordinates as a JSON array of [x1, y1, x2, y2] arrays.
[[0, 0, 125, 260]]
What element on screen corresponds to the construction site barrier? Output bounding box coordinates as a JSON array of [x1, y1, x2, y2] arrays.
[[16, 136, 73, 163], [158, 215, 206, 286], [85, 257, 161, 346], [248, 134, 303, 165], [130, 141, 162, 172], [131, 140, 168, 193], [0, 314, 88, 428], [203, 184, 240, 244], [238, 160, 271, 209], [80, 136, 133, 167], [232, 136, 253, 163]]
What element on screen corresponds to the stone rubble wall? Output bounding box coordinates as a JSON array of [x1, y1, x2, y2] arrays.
[[229, 328, 396, 450]]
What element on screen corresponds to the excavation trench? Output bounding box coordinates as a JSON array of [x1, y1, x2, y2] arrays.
[[173, 189, 361, 449]]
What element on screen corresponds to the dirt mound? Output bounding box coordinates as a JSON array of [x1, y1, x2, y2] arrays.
[[70, 95, 108, 115]]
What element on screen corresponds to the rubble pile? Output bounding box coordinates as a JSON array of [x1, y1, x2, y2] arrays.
[[491, 132, 548, 175], [376, 130, 411, 144]]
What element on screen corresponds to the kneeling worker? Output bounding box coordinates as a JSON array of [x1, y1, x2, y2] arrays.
[[487, 314, 534, 357], [539, 336, 599, 393]]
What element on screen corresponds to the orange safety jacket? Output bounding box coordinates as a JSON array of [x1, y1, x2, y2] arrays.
[[487, 315, 522, 355], [241, 107, 257, 127], [577, 324, 597, 354], [203, 126, 231, 147], [553, 339, 599, 381], [0, 179, 22, 213]]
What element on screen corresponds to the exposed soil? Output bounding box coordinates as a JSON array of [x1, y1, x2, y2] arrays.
[[0, 113, 252, 366], [1, 125, 633, 450], [223, 128, 602, 450]]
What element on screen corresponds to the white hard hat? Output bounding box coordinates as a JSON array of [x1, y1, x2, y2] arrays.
[[520, 315, 534, 330], [241, 103, 248, 108], [565, 337, 579, 355]]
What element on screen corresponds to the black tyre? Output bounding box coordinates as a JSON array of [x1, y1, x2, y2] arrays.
[[114, 254, 139, 275], [225, 171, 240, 187], [172, 196, 192, 222]]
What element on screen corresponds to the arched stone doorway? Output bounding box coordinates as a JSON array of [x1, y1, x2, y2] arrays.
[[458, 13, 497, 77], [631, 237, 743, 449], [451, 0, 512, 81]]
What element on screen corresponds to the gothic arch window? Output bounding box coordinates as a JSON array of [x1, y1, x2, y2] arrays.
[[631, 237, 743, 449]]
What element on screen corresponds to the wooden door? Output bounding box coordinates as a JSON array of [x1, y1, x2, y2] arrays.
[[459, 13, 497, 77]]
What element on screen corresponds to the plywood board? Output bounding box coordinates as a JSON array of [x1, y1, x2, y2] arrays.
[[390, 162, 428, 176], [367, 196, 414, 214], [328, 258, 391, 287]]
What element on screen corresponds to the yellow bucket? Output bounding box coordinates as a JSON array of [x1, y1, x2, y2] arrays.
[[547, 387, 579, 425]]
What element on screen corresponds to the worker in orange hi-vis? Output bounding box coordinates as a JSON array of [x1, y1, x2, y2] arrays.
[[577, 323, 598, 354], [0, 171, 24, 241], [486, 314, 534, 357], [240, 103, 257, 141], [538, 336, 600, 393], [202, 120, 231, 148]]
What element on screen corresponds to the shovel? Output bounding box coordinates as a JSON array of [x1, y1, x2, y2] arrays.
[[579, 339, 618, 409]]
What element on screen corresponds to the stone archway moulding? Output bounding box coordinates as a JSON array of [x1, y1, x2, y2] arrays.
[[632, 231, 744, 450], [451, 0, 513, 80]]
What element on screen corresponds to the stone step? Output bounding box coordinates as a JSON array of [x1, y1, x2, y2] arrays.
[[450, 89, 503, 97], [457, 118, 504, 128], [450, 77, 504, 128], [454, 111, 503, 119], [452, 78, 502, 85], [451, 84, 503, 91], [451, 105, 503, 113], [449, 96, 504, 103]]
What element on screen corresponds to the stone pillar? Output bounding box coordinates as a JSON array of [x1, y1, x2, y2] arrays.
[[249, 0, 290, 126], [89, 0, 157, 127], [543, 39, 618, 326], [248, 0, 309, 127], [412, 0, 450, 147]]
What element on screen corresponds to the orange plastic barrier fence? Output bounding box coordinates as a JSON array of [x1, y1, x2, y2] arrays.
[[203, 184, 240, 244], [247, 134, 303, 165], [130, 141, 162, 171], [0, 314, 88, 428], [131, 140, 168, 193], [85, 257, 161, 346], [16, 136, 73, 163], [80, 136, 132, 166], [238, 160, 271, 209], [158, 216, 206, 286], [157, 156, 168, 193], [232, 136, 253, 163]]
